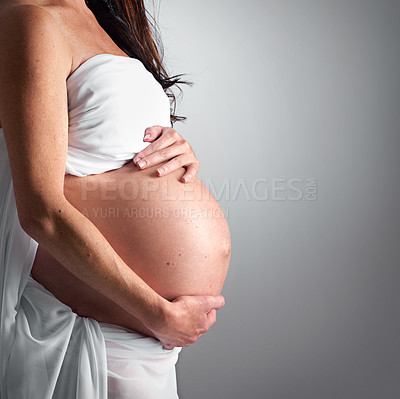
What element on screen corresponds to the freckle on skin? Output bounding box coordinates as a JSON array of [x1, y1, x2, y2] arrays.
[[166, 262, 170, 265], [178, 253, 181, 256]]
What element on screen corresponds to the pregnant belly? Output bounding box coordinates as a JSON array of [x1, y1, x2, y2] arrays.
[[31, 161, 231, 335]]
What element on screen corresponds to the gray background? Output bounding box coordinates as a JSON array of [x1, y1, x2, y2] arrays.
[[158, 1, 400, 398]]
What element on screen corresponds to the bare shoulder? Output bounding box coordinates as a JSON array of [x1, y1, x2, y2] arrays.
[[0, 2, 63, 32], [0, 2, 72, 128], [0, 2, 72, 81]]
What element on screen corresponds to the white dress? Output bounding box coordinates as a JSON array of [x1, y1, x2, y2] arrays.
[[0, 54, 181, 398]]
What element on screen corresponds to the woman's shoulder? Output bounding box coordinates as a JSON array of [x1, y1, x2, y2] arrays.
[[0, 1, 73, 127], [0, 0, 66, 27], [0, 0, 55, 18], [0, 1, 72, 76], [0, 1, 66, 45], [0, 0, 76, 44]]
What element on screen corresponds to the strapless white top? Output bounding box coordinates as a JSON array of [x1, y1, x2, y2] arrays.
[[0, 54, 178, 399], [65, 53, 171, 176]]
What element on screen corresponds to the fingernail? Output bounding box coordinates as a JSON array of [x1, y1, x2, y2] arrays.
[[134, 157, 141, 164], [144, 133, 151, 140], [138, 160, 146, 168], [157, 167, 165, 176]]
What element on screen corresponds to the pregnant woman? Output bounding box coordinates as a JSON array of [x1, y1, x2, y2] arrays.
[[0, 0, 230, 398]]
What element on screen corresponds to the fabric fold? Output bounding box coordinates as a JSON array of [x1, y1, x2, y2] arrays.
[[0, 130, 108, 398]]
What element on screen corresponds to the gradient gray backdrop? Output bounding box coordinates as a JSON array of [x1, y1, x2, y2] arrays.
[[158, 1, 400, 398]]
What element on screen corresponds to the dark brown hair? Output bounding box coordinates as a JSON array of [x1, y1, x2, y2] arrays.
[[84, 0, 188, 124]]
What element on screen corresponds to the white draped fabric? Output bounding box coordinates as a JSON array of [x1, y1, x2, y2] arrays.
[[0, 54, 180, 398]]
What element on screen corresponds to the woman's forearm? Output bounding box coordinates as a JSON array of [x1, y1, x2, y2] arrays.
[[22, 196, 167, 327]]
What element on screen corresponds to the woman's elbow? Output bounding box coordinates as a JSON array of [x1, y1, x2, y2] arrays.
[[17, 199, 67, 241], [18, 211, 53, 241]]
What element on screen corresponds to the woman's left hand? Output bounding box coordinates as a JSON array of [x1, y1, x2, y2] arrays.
[[132, 125, 200, 183]]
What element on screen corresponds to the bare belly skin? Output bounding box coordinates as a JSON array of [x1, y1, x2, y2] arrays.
[[31, 161, 231, 336]]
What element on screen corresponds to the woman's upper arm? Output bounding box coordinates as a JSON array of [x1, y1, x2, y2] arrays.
[[0, 5, 72, 226]]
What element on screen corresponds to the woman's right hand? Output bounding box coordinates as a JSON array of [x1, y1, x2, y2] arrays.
[[149, 295, 226, 350]]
